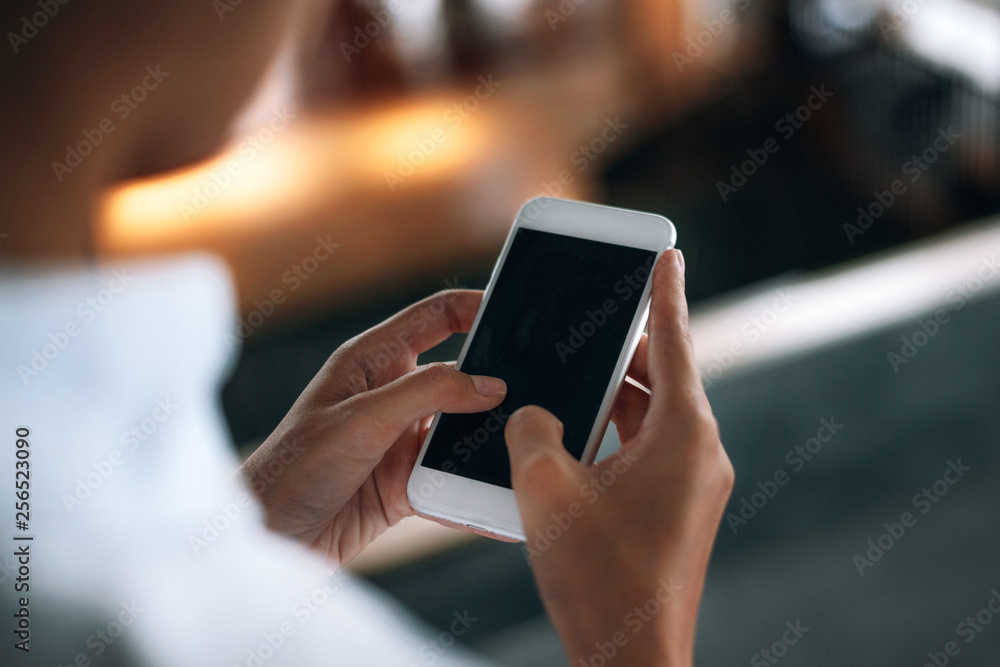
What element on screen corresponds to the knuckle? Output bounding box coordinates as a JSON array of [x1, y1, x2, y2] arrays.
[[668, 388, 715, 431], [341, 325, 382, 359], [696, 428, 734, 496], [326, 338, 361, 374], [671, 410, 727, 478], [430, 288, 462, 302], [422, 291, 464, 329], [429, 289, 482, 329], [718, 455, 736, 494], [514, 449, 565, 491], [698, 410, 721, 441], [693, 415, 722, 455], [421, 362, 459, 386]]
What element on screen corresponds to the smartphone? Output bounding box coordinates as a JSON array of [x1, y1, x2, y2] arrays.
[[407, 197, 676, 540]]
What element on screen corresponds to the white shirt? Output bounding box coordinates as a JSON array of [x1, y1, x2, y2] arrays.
[[0, 255, 489, 666]]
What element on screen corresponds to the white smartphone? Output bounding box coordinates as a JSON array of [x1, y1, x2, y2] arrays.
[[407, 197, 676, 540]]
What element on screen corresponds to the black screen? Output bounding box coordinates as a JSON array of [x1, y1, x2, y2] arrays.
[[421, 227, 656, 488]]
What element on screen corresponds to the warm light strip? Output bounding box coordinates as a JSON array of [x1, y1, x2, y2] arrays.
[[99, 96, 494, 250], [688, 216, 1000, 377]]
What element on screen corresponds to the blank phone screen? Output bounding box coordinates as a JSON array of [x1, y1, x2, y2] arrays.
[[420, 227, 656, 489]]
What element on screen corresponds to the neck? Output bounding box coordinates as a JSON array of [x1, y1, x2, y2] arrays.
[[0, 46, 145, 262], [0, 161, 103, 262]]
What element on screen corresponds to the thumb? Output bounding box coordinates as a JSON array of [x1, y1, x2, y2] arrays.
[[504, 406, 579, 517], [349, 363, 506, 459]]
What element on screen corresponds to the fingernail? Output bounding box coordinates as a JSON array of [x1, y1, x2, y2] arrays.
[[472, 375, 507, 397], [675, 249, 685, 274]]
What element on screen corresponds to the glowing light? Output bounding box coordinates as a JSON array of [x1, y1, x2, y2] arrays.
[[351, 96, 492, 183], [99, 131, 316, 249], [99, 94, 493, 253], [898, 0, 1000, 93]]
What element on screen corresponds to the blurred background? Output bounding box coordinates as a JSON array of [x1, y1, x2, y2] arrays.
[[98, 0, 1000, 664]]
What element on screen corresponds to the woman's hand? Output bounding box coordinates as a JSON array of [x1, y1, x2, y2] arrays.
[[241, 290, 506, 566], [504, 249, 734, 666]]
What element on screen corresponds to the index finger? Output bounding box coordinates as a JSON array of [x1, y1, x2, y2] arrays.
[[645, 250, 709, 417], [368, 289, 484, 357]]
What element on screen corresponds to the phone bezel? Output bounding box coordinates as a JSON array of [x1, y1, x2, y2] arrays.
[[407, 196, 676, 541]]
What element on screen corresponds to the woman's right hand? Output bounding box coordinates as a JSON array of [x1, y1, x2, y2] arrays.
[[504, 249, 734, 666]]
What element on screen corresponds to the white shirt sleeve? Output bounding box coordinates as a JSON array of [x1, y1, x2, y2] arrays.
[[0, 255, 495, 667]]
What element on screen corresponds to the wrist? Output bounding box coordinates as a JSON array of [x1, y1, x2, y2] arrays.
[[240, 431, 307, 525], [547, 576, 692, 667]]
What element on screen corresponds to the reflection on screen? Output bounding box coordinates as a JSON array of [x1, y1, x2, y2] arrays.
[[421, 228, 656, 488]]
